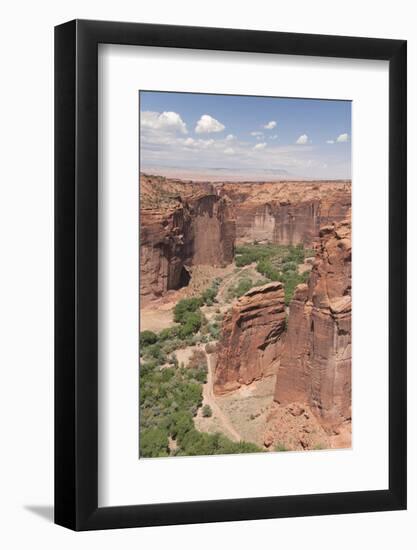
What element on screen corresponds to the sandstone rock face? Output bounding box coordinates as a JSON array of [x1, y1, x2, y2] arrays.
[[140, 175, 351, 309], [140, 175, 235, 303], [263, 402, 331, 451], [274, 219, 352, 428], [214, 282, 286, 395], [217, 181, 351, 247]]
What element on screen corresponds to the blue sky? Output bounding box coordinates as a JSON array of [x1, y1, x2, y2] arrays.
[[140, 91, 351, 180]]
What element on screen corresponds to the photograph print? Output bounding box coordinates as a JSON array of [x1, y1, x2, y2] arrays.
[[139, 91, 352, 458]]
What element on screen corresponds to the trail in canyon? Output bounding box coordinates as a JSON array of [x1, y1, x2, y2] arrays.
[[215, 264, 254, 304], [203, 355, 242, 442]]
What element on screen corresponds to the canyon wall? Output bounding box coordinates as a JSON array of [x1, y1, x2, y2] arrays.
[[213, 282, 286, 395], [218, 181, 351, 247], [140, 175, 351, 305], [140, 175, 235, 303], [274, 219, 352, 428]]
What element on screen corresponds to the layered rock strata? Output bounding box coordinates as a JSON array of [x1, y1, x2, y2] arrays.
[[214, 282, 286, 395], [274, 219, 352, 428], [140, 175, 235, 303], [217, 181, 351, 247]]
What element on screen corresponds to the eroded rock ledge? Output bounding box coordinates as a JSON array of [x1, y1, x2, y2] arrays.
[[214, 282, 286, 395]]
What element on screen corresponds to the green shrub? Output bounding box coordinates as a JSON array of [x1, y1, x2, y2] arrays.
[[235, 254, 252, 267], [174, 297, 202, 323], [202, 405, 212, 417], [169, 411, 194, 440], [201, 287, 217, 305], [140, 330, 158, 346], [234, 277, 253, 297], [140, 428, 169, 458], [178, 310, 202, 338], [208, 323, 220, 339], [159, 326, 178, 340], [281, 261, 298, 273], [161, 337, 182, 354], [227, 277, 254, 300], [145, 343, 167, 364]]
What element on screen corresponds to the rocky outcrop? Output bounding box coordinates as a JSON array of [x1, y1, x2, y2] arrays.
[[263, 402, 331, 451], [274, 219, 352, 428], [140, 175, 235, 303], [214, 282, 286, 395], [217, 181, 351, 247], [140, 175, 351, 306]]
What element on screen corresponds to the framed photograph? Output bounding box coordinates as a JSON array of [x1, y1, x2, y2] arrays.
[[55, 20, 407, 530]]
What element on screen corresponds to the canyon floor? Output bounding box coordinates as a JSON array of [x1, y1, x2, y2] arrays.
[[140, 251, 350, 455], [139, 175, 351, 458]]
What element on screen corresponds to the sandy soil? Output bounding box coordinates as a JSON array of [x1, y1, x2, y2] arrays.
[[215, 376, 277, 447], [195, 352, 279, 446], [140, 264, 236, 332], [194, 354, 242, 442], [297, 262, 313, 275], [140, 262, 263, 332], [175, 344, 205, 367], [140, 305, 174, 333]]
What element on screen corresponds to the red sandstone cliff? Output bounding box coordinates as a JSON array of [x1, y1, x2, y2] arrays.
[[217, 181, 351, 247], [140, 175, 235, 303], [140, 175, 351, 305], [274, 219, 352, 428], [213, 282, 286, 395]]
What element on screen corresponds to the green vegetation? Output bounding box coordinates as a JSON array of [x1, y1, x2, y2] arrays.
[[202, 404, 213, 418], [227, 276, 253, 300], [140, 427, 169, 458], [274, 442, 289, 452], [200, 277, 222, 306], [178, 310, 202, 339], [174, 297, 202, 323], [140, 353, 262, 457], [139, 330, 158, 346], [234, 243, 315, 304]]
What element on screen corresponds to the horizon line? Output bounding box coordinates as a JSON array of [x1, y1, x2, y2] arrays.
[[140, 171, 352, 184]]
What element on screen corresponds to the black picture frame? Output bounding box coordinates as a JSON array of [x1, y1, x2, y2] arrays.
[[55, 19, 407, 531]]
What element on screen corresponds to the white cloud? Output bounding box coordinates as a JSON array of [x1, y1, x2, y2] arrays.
[[183, 138, 215, 150], [253, 142, 267, 150], [270, 134, 278, 140], [141, 111, 187, 134], [263, 120, 277, 130], [226, 134, 235, 141], [251, 131, 263, 137], [296, 134, 309, 145], [224, 147, 235, 155], [326, 139, 335, 144], [336, 133, 349, 143], [195, 114, 225, 134]]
